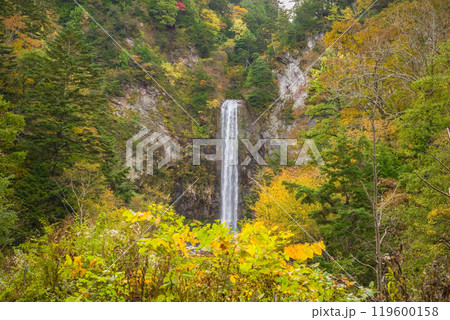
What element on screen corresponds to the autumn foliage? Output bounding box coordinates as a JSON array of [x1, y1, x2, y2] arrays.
[[0, 207, 371, 301]]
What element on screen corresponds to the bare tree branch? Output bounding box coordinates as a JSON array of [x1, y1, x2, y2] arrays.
[[379, 183, 400, 213], [380, 226, 390, 244], [416, 174, 450, 198], [351, 253, 377, 272], [431, 155, 450, 172], [360, 180, 373, 204]]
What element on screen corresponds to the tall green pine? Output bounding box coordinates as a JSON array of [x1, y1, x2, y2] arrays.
[[17, 25, 111, 227]]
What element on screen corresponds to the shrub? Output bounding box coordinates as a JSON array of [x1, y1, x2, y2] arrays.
[[0, 206, 372, 301]]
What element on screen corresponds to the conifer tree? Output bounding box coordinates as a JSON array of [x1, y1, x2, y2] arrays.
[[0, 30, 16, 98], [0, 95, 25, 245], [17, 24, 112, 225], [244, 56, 277, 109]]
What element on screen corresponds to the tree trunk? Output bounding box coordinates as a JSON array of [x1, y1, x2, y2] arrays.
[[371, 95, 383, 295]]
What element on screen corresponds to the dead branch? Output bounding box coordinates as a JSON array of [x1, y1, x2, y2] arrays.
[[416, 174, 450, 198]]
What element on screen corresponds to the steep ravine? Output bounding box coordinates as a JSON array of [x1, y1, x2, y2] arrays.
[[111, 47, 319, 223]]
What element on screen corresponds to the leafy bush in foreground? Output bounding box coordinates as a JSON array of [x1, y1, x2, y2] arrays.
[[0, 205, 372, 301]]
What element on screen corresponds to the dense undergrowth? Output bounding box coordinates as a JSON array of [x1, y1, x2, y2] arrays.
[[0, 206, 373, 301], [0, 0, 449, 302]]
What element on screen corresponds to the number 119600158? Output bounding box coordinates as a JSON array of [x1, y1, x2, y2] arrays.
[[372, 306, 439, 317]]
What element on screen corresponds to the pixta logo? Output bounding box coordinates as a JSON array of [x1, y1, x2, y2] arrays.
[[126, 128, 180, 177], [126, 128, 324, 177], [192, 138, 324, 166]]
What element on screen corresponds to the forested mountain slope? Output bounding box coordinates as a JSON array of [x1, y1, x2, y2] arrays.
[[0, 0, 448, 301]]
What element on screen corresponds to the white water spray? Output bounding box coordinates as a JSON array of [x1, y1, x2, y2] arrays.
[[220, 100, 239, 231]]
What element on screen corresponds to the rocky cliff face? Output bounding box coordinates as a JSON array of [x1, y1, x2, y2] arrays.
[[263, 34, 323, 140], [263, 52, 310, 139], [110, 81, 219, 221], [235, 101, 262, 221], [110, 39, 321, 222]]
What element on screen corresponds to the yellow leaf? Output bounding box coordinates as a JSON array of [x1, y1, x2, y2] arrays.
[[284, 243, 308, 261], [318, 240, 326, 251], [345, 280, 356, 287], [73, 256, 82, 267], [311, 242, 323, 256], [304, 245, 314, 259], [65, 254, 72, 266], [284, 242, 323, 261]]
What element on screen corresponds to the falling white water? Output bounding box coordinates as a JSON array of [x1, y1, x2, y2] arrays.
[[220, 100, 239, 231], [279, 0, 296, 11]]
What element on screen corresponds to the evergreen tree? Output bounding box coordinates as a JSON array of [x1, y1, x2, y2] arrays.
[[0, 95, 25, 245], [285, 131, 399, 284], [0, 29, 16, 98], [147, 0, 179, 28], [232, 29, 258, 65], [240, 0, 278, 52], [21, 25, 106, 174], [188, 20, 217, 58], [16, 25, 114, 227], [244, 56, 277, 109]]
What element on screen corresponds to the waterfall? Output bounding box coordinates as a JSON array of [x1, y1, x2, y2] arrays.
[[220, 100, 239, 231]]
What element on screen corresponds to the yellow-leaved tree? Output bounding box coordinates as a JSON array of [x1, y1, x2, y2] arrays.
[[200, 9, 221, 34], [251, 166, 321, 242]]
